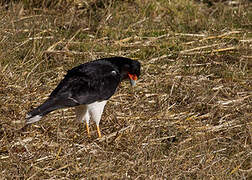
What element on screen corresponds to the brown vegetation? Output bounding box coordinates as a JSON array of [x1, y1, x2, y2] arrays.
[[0, 0, 251, 179]]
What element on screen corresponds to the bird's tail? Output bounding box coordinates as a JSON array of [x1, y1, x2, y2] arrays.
[[26, 98, 67, 124]]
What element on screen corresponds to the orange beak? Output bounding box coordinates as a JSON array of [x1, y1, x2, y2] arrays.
[[128, 74, 138, 86]]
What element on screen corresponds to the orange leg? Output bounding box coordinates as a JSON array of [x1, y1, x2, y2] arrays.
[[96, 124, 102, 138], [86, 123, 90, 137]]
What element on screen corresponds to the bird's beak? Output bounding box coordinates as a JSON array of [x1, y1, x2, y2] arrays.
[[128, 74, 138, 86]]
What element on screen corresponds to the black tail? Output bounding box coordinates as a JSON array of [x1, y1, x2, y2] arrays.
[[26, 97, 78, 124]]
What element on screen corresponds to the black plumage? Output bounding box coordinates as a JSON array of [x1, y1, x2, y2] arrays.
[[26, 57, 141, 137]]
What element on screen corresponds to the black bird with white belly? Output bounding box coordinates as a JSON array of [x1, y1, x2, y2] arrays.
[[26, 57, 141, 137]]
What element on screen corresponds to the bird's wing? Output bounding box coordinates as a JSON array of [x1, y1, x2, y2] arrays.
[[49, 62, 121, 105]]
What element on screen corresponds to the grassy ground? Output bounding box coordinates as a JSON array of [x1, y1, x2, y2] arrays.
[[0, 0, 251, 179]]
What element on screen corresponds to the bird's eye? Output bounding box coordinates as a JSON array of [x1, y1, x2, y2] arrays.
[[111, 71, 117, 75]]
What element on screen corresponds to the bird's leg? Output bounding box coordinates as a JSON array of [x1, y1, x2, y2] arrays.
[[88, 101, 107, 138], [75, 105, 91, 137], [86, 122, 90, 137], [96, 124, 102, 138], [84, 112, 90, 137]]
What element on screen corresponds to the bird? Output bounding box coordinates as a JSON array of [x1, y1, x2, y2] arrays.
[[26, 57, 141, 138]]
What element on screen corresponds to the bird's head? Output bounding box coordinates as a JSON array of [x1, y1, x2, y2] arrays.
[[125, 60, 141, 86], [105, 57, 141, 86], [118, 58, 141, 86]]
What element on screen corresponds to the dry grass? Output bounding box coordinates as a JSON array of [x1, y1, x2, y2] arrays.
[[0, 0, 251, 179]]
